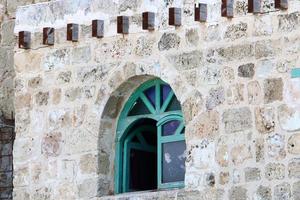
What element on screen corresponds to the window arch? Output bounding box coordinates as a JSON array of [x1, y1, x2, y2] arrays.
[[115, 79, 186, 194]]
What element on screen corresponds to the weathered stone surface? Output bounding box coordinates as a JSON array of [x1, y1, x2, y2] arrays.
[[28, 76, 42, 88], [35, 91, 49, 106], [263, 78, 283, 103], [216, 144, 229, 167], [265, 163, 285, 180], [255, 40, 281, 59], [72, 46, 91, 64], [167, 50, 203, 70], [229, 186, 247, 200], [288, 133, 300, 154], [185, 28, 199, 46], [255, 138, 265, 163], [219, 172, 229, 185], [293, 181, 300, 200], [182, 90, 203, 123], [79, 153, 97, 174], [231, 144, 252, 165], [223, 107, 252, 133], [57, 71, 72, 84], [206, 87, 225, 110], [288, 158, 300, 178], [189, 111, 220, 139], [278, 12, 299, 32], [254, 185, 272, 200], [134, 36, 154, 57], [216, 43, 254, 61], [238, 63, 255, 78], [158, 33, 180, 51], [274, 182, 291, 200], [267, 134, 286, 160], [278, 105, 300, 132], [248, 81, 262, 105], [245, 167, 261, 182], [224, 22, 248, 40], [43, 48, 70, 71], [255, 107, 275, 134], [41, 132, 62, 157], [226, 83, 244, 105]]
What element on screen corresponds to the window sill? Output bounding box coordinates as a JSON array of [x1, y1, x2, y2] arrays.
[[98, 188, 183, 200]]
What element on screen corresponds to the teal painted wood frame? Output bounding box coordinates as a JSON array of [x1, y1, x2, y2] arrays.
[[114, 78, 186, 194], [157, 114, 185, 189], [291, 68, 300, 78]]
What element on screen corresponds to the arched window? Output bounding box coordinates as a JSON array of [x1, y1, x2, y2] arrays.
[[115, 79, 186, 194]]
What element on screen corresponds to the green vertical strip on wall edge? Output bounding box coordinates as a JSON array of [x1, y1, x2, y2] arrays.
[[291, 68, 300, 78]]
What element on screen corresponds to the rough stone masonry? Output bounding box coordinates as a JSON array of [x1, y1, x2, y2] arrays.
[[2, 0, 300, 199]]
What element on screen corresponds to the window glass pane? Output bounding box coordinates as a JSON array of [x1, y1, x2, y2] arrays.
[[162, 120, 180, 136], [162, 141, 186, 183], [128, 98, 151, 116], [161, 85, 171, 104], [166, 96, 181, 111], [144, 86, 156, 107]]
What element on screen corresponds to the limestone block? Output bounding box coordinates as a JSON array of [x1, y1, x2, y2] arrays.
[[219, 171, 229, 185], [206, 87, 225, 110], [158, 32, 181, 51], [231, 144, 252, 165], [257, 59, 276, 78], [28, 76, 43, 89], [198, 65, 221, 85], [255, 138, 265, 162], [278, 104, 300, 132], [265, 163, 285, 180], [32, 187, 52, 200], [52, 88, 62, 105], [72, 46, 92, 65], [255, 39, 281, 59], [254, 185, 272, 200], [48, 109, 71, 131], [267, 133, 286, 160], [64, 87, 82, 102], [185, 28, 199, 46], [43, 48, 70, 71], [41, 132, 62, 157], [64, 129, 97, 154], [288, 133, 300, 154], [255, 106, 275, 134], [245, 167, 261, 182], [293, 181, 300, 200], [0, 20, 16, 46], [238, 63, 255, 78], [35, 91, 49, 106], [248, 81, 262, 105], [222, 66, 235, 82], [274, 182, 291, 200], [216, 145, 229, 167], [278, 12, 299, 32], [57, 71, 72, 84], [78, 178, 98, 198], [134, 36, 155, 57], [79, 153, 97, 175], [224, 22, 248, 41], [254, 15, 273, 36], [223, 107, 252, 133], [14, 51, 42, 73], [182, 90, 203, 123], [167, 50, 203, 71], [263, 78, 283, 103], [13, 166, 29, 187], [98, 153, 110, 175], [189, 111, 220, 139], [216, 43, 254, 62], [226, 83, 245, 105], [288, 158, 300, 178], [229, 186, 247, 200]]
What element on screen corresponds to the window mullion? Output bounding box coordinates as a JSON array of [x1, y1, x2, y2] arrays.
[[140, 93, 156, 114], [160, 91, 174, 113]]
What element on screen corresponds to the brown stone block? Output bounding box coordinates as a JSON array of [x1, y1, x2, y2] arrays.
[[142, 12, 155, 30], [117, 16, 129, 34], [43, 27, 55, 45], [275, 0, 288, 9], [92, 20, 104, 38], [169, 7, 181, 26], [18, 31, 31, 49], [222, 0, 234, 18], [195, 4, 207, 22], [67, 23, 79, 42]]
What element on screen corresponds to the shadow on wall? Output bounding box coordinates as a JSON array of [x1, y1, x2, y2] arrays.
[[0, 114, 15, 200]]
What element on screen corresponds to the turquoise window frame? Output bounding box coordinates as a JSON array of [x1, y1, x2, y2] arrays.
[[114, 79, 186, 194]]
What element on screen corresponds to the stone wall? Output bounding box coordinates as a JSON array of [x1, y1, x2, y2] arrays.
[[12, 0, 300, 199]]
